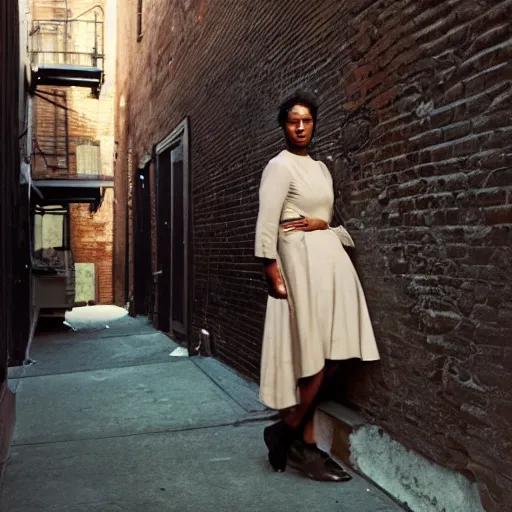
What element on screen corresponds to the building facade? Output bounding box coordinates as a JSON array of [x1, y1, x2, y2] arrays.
[[29, 0, 116, 310], [115, 1, 512, 510], [0, 0, 117, 482], [0, 0, 29, 478]]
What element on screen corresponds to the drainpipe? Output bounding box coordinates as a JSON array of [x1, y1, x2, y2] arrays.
[[93, 10, 98, 67], [64, 0, 68, 64]]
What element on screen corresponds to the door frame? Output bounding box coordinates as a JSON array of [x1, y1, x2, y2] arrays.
[[155, 118, 191, 348]]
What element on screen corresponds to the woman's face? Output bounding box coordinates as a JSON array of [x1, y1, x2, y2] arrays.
[[284, 104, 314, 149]]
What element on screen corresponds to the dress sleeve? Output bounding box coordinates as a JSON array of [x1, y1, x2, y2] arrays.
[[254, 160, 292, 259], [319, 161, 356, 248], [329, 225, 355, 247]]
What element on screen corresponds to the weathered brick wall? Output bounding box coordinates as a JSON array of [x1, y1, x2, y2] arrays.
[[33, 85, 114, 179], [0, 0, 21, 477], [116, 1, 512, 508], [33, 87, 98, 178], [70, 189, 114, 304], [32, 0, 115, 305], [113, 106, 129, 306]]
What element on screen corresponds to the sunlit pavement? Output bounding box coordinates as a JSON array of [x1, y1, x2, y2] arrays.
[[2, 313, 403, 512]]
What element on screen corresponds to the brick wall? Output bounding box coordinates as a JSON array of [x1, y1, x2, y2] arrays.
[[32, 0, 115, 305], [115, 1, 512, 509], [70, 189, 114, 304], [0, 0, 21, 478]]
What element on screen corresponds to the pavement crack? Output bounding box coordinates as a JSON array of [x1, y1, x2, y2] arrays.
[[9, 358, 189, 380], [10, 415, 276, 449]]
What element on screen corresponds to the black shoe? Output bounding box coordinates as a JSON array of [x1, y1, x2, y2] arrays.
[[287, 440, 353, 482], [263, 421, 296, 472]]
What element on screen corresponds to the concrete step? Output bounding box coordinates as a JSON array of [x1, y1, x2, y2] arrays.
[[314, 401, 485, 512]]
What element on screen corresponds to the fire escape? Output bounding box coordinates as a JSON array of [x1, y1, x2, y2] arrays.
[[29, 11, 104, 92], [27, 4, 113, 205], [26, 2, 113, 333]]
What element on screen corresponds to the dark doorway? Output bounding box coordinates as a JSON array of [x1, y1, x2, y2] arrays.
[[155, 119, 190, 343], [134, 162, 152, 315], [11, 184, 31, 365], [156, 150, 171, 333]]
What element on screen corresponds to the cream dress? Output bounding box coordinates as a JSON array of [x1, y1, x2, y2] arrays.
[[255, 150, 380, 410]]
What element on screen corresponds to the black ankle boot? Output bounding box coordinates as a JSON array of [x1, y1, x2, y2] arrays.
[[263, 421, 297, 472], [287, 440, 352, 482]]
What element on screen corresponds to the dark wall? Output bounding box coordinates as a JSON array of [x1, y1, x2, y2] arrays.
[[116, 1, 512, 509], [0, 0, 20, 476]]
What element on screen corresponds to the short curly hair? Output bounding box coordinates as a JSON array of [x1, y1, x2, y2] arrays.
[[277, 90, 318, 129]]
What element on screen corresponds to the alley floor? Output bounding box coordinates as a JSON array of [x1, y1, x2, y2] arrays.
[[1, 313, 403, 512]]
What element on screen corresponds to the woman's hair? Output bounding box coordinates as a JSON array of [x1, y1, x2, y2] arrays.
[[277, 90, 318, 128]]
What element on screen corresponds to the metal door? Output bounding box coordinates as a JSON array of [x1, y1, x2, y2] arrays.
[[156, 150, 171, 332], [170, 143, 187, 334]]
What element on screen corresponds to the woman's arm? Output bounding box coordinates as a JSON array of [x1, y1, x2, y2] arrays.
[[255, 161, 291, 259], [262, 259, 287, 299], [254, 161, 292, 299]]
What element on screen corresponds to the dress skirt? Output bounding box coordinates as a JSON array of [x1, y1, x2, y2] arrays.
[[259, 227, 380, 410]]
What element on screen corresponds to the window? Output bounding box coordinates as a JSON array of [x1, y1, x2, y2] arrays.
[[33, 205, 70, 254], [32, 205, 72, 274], [137, 0, 143, 41]]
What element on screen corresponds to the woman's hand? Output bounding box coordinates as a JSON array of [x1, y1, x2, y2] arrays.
[[263, 260, 288, 299], [281, 217, 328, 232]]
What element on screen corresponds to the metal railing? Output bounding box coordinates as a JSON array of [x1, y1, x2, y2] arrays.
[[29, 15, 104, 69]]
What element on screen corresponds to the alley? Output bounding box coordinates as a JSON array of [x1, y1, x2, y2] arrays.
[[2, 0, 511, 510], [1, 314, 402, 512]]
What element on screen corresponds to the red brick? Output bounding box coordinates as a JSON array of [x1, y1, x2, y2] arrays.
[[485, 206, 512, 225], [32, 0, 115, 305]]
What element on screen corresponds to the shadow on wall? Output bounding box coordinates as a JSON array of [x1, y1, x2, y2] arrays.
[[322, 357, 378, 410]]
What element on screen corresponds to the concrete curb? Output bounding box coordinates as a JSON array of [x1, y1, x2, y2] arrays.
[[315, 401, 486, 512]]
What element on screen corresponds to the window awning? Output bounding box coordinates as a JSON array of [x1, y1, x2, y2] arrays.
[[32, 178, 114, 205]]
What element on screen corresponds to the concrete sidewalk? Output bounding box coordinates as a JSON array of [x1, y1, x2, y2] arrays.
[[2, 316, 403, 512]]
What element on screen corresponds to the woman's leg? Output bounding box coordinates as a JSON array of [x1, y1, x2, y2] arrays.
[[280, 368, 325, 430], [284, 361, 340, 443], [264, 361, 341, 472]]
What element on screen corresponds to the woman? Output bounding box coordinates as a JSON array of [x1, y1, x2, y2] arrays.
[[255, 91, 380, 481]]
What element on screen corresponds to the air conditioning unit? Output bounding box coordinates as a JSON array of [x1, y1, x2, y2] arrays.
[[76, 143, 100, 175]]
